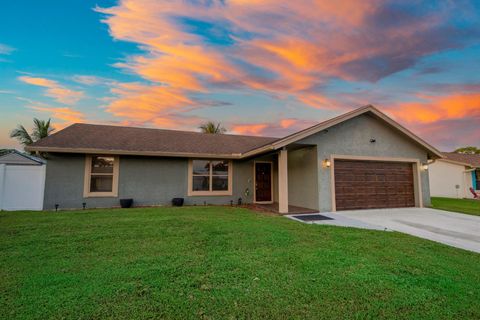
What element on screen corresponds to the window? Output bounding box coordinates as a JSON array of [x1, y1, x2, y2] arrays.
[[189, 159, 232, 195], [84, 155, 119, 197]]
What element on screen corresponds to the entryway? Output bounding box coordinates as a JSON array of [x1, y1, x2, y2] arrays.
[[254, 161, 273, 203]]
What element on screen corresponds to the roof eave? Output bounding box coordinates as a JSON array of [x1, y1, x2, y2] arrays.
[[437, 158, 480, 168], [25, 146, 244, 159]]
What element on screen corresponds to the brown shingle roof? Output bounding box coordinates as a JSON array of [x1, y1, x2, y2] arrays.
[[27, 123, 279, 157], [442, 152, 480, 168], [26, 106, 444, 159]]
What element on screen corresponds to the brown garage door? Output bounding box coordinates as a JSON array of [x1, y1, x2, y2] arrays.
[[334, 160, 415, 211]]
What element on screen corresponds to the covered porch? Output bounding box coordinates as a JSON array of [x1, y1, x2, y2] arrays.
[[251, 144, 319, 214]]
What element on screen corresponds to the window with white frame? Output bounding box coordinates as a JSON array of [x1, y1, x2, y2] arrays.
[[84, 155, 119, 197], [189, 159, 232, 195]]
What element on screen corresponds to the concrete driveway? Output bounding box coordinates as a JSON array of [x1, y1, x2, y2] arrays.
[[337, 208, 480, 253]]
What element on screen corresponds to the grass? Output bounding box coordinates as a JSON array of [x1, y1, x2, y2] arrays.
[[431, 197, 480, 216], [1, 206, 479, 319]]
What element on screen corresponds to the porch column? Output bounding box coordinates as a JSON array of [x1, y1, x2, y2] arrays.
[[278, 148, 289, 213]]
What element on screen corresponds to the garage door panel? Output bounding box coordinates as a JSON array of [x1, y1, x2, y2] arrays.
[[334, 160, 415, 211]]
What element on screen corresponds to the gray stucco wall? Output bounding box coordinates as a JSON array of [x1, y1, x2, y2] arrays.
[[287, 147, 319, 210], [297, 113, 431, 212], [44, 154, 256, 210]]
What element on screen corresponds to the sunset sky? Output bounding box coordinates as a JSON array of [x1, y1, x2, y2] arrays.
[[1, 0, 479, 151]]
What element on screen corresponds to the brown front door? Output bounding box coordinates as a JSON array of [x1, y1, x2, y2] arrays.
[[334, 160, 415, 211], [255, 162, 272, 202]]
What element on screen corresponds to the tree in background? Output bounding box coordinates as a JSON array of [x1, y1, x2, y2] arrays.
[[199, 121, 227, 134], [10, 118, 54, 153], [454, 146, 480, 154]]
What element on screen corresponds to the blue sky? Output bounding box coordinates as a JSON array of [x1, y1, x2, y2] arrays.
[[1, 0, 479, 150]]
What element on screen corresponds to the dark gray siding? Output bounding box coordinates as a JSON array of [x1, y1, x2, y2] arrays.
[[44, 154, 256, 210]]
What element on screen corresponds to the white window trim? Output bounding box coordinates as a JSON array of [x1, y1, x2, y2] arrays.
[[83, 155, 119, 198], [188, 159, 233, 196]]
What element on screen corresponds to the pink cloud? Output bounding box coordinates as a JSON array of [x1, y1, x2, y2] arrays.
[[231, 118, 317, 137], [389, 93, 480, 124], [231, 124, 268, 136], [18, 76, 84, 105], [384, 92, 480, 150], [30, 106, 84, 123], [92, 0, 478, 150]]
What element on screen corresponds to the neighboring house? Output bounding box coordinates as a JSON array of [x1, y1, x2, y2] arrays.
[[26, 105, 442, 213], [0, 150, 46, 211], [0, 149, 46, 166], [429, 152, 480, 199]]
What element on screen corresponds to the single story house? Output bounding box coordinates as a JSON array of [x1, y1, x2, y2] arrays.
[[0, 150, 46, 211], [429, 152, 480, 199], [26, 105, 442, 213]]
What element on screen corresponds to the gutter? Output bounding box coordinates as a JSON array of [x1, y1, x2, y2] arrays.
[[25, 146, 246, 160]]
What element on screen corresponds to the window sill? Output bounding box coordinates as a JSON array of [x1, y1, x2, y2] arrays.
[[84, 192, 118, 198], [188, 191, 232, 196]]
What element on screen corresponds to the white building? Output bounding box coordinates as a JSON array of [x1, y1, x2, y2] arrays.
[[0, 150, 46, 210], [429, 152, 480, 199]]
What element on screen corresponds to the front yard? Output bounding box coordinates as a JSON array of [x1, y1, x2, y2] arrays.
[[1, 206, 479, 319], [431, 197, 480, 216]]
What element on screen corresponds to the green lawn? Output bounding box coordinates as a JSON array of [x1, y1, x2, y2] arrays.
[[432, 197, 480, 216], [1, 207, 479, 319]]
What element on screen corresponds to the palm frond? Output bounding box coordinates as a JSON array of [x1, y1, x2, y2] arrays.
[[10, 125, 34, 146], [32, 118, 54, 141], [199, 121, 227, 134]]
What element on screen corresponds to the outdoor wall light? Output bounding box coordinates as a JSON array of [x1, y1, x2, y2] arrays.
[[421, 163, 429, 170], [323, 159, 331, 168]]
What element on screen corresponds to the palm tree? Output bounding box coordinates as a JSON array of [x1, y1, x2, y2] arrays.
[[10, 118, 54, 151], [199, 121, 227, 134], [31, 118, 53, 141], [10, 125, 33, 146]]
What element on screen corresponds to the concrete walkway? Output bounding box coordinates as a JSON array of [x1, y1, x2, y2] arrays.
[[286, 213, 388, 231], [337, 208, 480, 253], [287, 208, 480, 253]]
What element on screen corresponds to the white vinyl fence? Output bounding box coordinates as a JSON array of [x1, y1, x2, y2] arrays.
[[0, 164, 46, 210]]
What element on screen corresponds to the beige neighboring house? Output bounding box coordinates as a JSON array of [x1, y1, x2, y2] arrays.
[[429, 152, 480, 199]]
